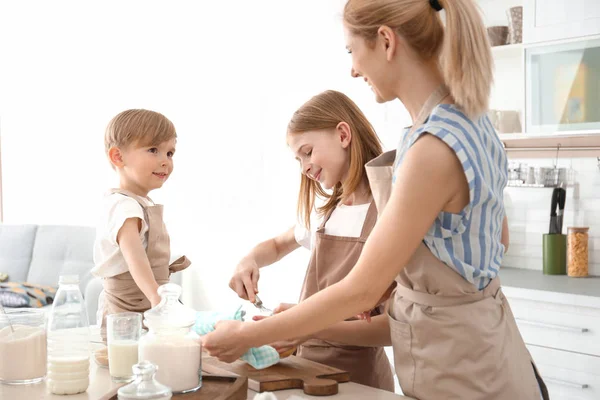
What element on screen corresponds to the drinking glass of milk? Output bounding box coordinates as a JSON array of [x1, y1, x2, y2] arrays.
[[108, 312, 142, 382]]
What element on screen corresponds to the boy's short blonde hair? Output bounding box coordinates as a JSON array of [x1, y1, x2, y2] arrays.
[[104, 109, 177, 155]]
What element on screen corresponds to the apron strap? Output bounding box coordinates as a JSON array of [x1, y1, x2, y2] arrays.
[[359, 202, 378, 240], [407, 84, 450, 136], [109, 188, 154, 210], [316, 202, 338, 233], [109, 188, 157, 228]]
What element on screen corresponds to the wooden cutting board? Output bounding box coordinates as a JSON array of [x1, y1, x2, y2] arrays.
[[202, 354, 350, 396], [104, 375, 248, 400]]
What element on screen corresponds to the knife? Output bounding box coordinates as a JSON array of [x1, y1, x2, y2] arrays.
[[557, 188, 566, 234], [549, 188, 559, 234]]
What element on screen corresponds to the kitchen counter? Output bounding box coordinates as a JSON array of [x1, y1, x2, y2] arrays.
[[0, 326, 411, 400], [499, 266, 600, 307], [0, 360, 410, 400]]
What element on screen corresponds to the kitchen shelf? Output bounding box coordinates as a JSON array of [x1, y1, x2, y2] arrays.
[[498, 131, 600, 158], [506, 183, 572, 189]]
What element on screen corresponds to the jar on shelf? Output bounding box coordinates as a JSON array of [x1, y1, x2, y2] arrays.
[[138, 283, 201, 393], [567, 227, 589, 277]]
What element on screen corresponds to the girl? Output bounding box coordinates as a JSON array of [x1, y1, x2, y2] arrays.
[[205, 1, 547, 399], [229, 90, 395, 391]]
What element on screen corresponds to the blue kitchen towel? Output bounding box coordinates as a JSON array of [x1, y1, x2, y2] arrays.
[[194, 306, 280, 369]]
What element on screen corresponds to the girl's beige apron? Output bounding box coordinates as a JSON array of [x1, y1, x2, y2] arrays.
[[100, 189, 191, 340], [365, 86, 549, 400], [298, 202, 395, 392]]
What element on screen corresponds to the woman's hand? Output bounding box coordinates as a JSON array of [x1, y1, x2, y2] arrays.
[[229, 258, 260, 303], [253, 303, 309, 356], [202, 320, 251, 363]]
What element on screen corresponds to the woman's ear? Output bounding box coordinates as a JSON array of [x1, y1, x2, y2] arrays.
[[108, 146, 125, 168], [336, 122, 352, 149], [377, 25, 398, 62]]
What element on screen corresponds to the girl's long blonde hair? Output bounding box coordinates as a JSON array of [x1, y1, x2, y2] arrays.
[[288, 90, 383, 229], [344, 0, 493, 117]]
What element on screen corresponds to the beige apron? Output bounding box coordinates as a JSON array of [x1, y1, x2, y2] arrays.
[[100, 189, 191, 340], [366, 87, 549, 399], [297, 202, 395, 392]]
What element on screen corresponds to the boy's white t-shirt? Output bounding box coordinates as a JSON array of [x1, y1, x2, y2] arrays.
[[294, 202, 371, 250], [92, 193, 153, 278]]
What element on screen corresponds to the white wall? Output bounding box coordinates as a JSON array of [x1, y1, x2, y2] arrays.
[[0, 1, 409, 310]]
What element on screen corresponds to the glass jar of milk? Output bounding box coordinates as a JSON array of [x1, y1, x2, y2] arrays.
[[0, 308, 47, 384], [138, 283, 201, 393]]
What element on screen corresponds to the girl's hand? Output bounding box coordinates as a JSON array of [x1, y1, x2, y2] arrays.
[[251, 302, 296, 321], [229, 258, 260, 303], [354, 282, 397, 323], [202, 320, 250, 363], [272, 302, 296, 314]]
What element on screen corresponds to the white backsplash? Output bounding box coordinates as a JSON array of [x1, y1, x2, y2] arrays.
[[503, 157, 600, 276]]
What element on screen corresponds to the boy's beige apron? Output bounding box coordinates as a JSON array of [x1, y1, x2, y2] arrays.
[[297, 202, 395, 392], [365, 86, 549, 400], [100, 189, 191, 340]]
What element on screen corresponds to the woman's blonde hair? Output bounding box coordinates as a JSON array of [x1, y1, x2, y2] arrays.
[[288, 90, 383, 229], [344, 0, 493, 117], [104, 109, 177, 155]]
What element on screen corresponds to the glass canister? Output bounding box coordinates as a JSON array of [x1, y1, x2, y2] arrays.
[[0, 308, 47, 384], [567, 227, 589, 277], [138, 283, 201, 393]]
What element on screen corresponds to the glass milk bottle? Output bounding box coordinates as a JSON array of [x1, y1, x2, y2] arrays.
[[138, 283, 201, 393], [46, 275, 90, 395]]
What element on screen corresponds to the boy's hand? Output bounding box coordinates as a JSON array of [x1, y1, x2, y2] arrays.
[[150, 293, 161, 308]]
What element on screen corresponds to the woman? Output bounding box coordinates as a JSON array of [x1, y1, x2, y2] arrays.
[[204, 1, 548, 399]]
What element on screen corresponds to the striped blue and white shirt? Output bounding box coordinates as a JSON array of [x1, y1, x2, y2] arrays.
[[393, 104, 508, 290]]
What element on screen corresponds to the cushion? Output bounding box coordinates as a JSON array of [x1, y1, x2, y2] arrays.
[[0, 282, 57, 308], [0, 272, 8, 282], [27, 225, 95, 294], [0, 224, 38, 282]]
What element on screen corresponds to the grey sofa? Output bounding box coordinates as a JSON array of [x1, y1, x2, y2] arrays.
[[0, 224, 182, 324]]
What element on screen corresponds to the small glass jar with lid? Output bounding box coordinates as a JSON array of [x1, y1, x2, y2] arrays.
[[138, 283, 201, 393], [567, 227, 589, 277], [117, 361, 172, 400]]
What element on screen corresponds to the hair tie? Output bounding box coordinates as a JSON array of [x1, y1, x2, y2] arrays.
[[429, 0, 443, 12]]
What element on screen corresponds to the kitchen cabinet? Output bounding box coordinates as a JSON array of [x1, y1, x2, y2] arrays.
[[501, 268, 600, 399], [523, 0, 600, 44]]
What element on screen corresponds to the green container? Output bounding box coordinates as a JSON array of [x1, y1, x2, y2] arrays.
[[543, 234, 567, 275]]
